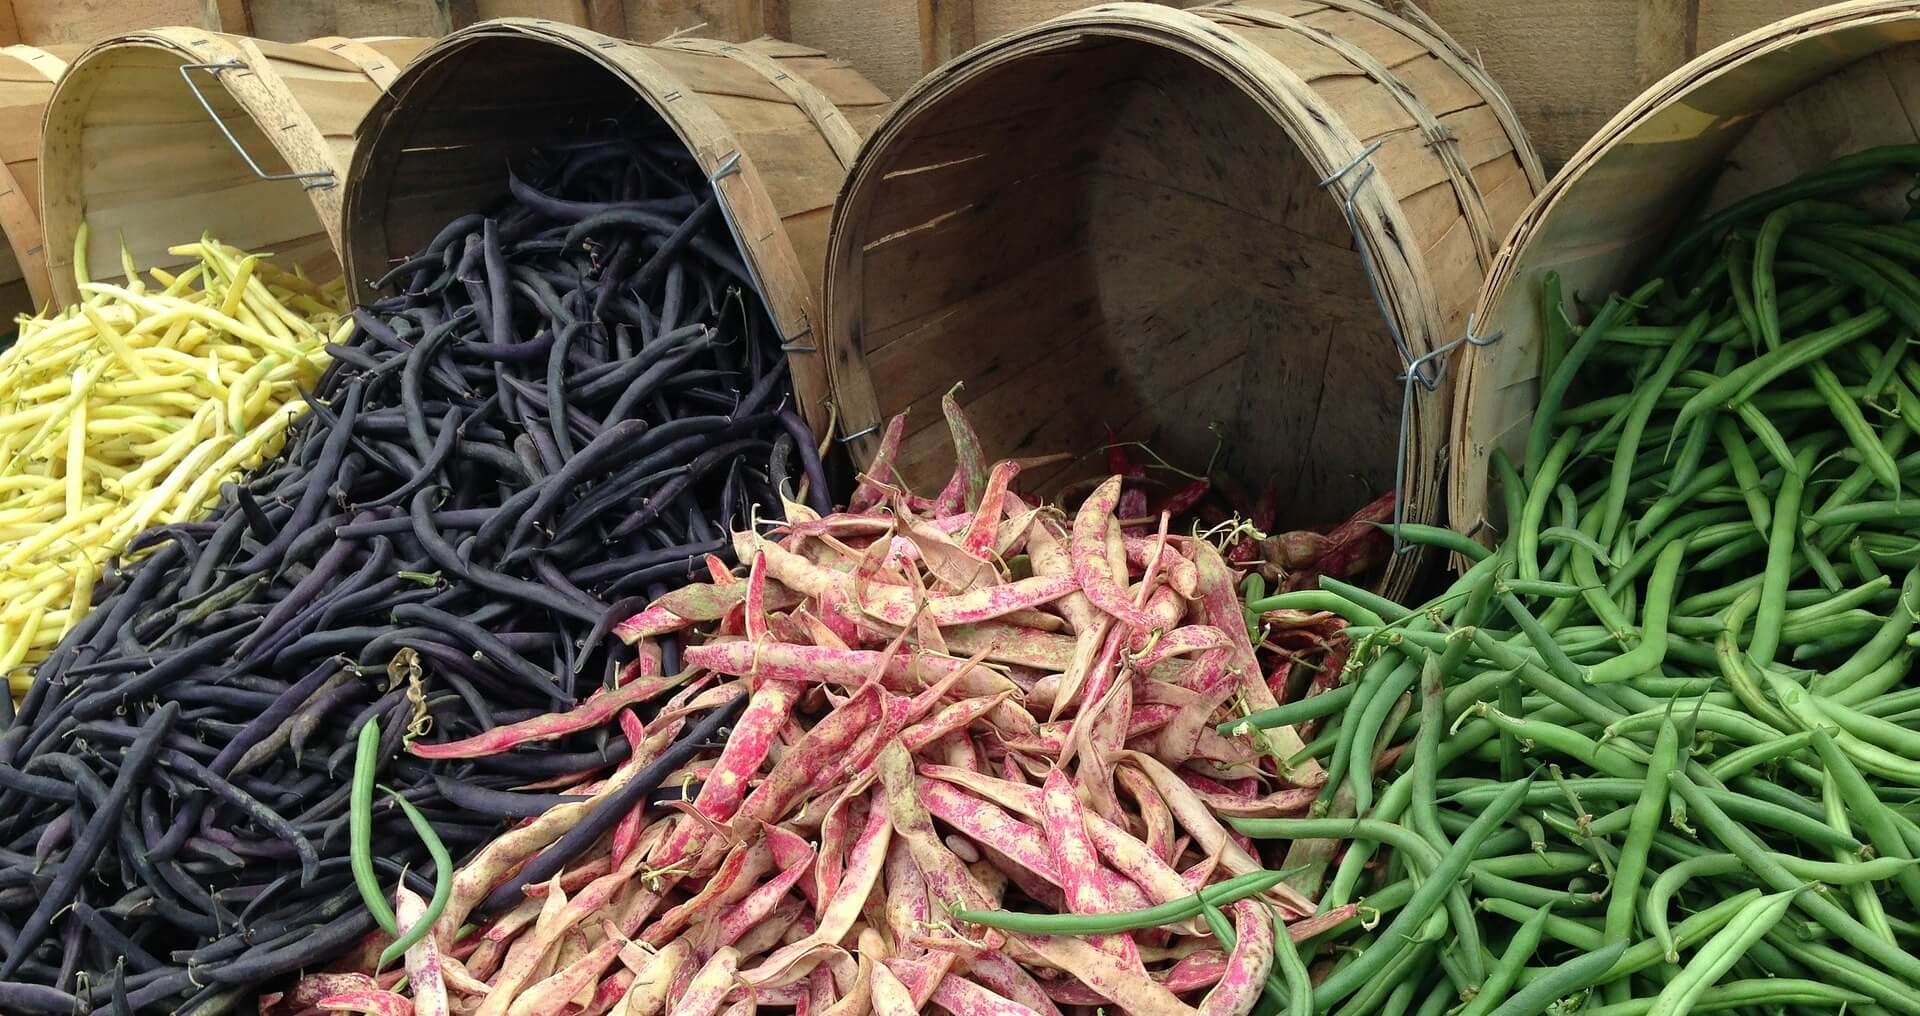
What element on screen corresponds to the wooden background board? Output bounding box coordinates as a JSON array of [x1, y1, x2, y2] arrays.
[[1419, 0, 1839, 168], [0, 1, 1847, 168], [1448, 2, 1920, 541]]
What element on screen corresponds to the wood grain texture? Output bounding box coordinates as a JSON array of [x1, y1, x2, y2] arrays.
[[1634, 0, 1700, 86], [205, 0, 253, 32], [1418, 0, 1833, 168], [0, 44, 68, 320], [248, 0, 468, 39], [790, 0, 922, 96], [11, 1, 209, 44], [620, 0, 748, 41], [918, 0, 974, 69]]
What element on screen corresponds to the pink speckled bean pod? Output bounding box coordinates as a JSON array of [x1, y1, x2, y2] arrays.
[[314, 990, 412, 1015], [1069, 477, 1157, 630], [409, 674, 683, 759], [929, 973, 1049, 1016], [1197, 899, 1275, 1016], [1009, 934, 1199, 1016], [507, 932, 623, 1016], [663, 947, 739, 1016], [848, 413, 907, 513], [1039, 770, 1145, 973]]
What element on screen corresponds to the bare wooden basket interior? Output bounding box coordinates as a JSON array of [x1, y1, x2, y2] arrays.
[[39, 32, 422, 306], [828, 1, 1540, 548], [1451, 1, 1920, 540], [344, 20, 890, 438]]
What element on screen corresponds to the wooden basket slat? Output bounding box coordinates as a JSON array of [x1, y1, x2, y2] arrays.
[[342, 18, 891, 439], [248, 35, 366, 70], [1450, 1, 1920, 546], [0, 44, 73, 319], [39, 29, 425, 307], [825, 0, 1541, 595]]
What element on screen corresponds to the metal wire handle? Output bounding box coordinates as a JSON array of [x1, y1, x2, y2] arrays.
[[1317, 138, 1503, 554], [177, 61, 335, 191]]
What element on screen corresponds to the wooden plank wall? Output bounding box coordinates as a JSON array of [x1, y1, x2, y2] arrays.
[[0, 0, 1844, 165], [1420, 0, 1833, 168]]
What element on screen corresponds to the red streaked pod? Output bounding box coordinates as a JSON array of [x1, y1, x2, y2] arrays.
[[718, 845, 814, 946], [315, 991, 412, 1016], [961, 950, 1063, 1016], [409, 674, 684, 759], [1039, 769, 1146, 974], [962, 460, 1022, 557], [740, 793, 893, 988], [1197, 899, 1275, 1016], [848, 413, 908, 513], [929, 973, 1051, 1016], [1009, 935, 1200, 1016], [882, 836, 931, 953], [509, 931, 624, 1016], [665, 947, 740, 1016], [1070, 476, 1157, 630]]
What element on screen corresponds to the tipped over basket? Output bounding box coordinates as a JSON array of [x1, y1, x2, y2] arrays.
[[342, 18, 892, 438], [38, 30, 431, 305], [823, 0, 1543, 595], [1451, 1, 1920, 541]]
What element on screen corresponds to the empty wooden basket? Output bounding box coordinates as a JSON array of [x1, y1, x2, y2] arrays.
[[823, 0, 1543, 594], [0, 44, 76, 322], [1451, 0, 1920, 542], [341, 18, 892, 438], [38, 30, 431, 304]]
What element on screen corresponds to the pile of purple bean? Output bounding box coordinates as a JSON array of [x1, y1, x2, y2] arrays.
[[0, 134, 827, 1014]]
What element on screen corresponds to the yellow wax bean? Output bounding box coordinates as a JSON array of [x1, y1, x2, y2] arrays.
[[5, 360, 107, 469], [229, 355, 279, 432], [221, 253, 260, 318], [96, 375, 201, 398], [80, 303, 159, 380], [86, 460, 128, 482], [82, 284, 308, 360], [1, 237, 339, 698], [0, 585, 64, 626], [173, 407, 300, 515], [66, 399, 86, 515], [105, 437, 228, 547], [0, 503, 64, 528], [0, 501, 114, 569], [0, 615, 37, 686], [119, 243, 141, 291], [86, 416, 179, 438], [67, 556, 98, 620], [111, 407, 212, 494]]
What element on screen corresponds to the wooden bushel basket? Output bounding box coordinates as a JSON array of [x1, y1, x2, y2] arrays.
[[823, 0, 1543, 596], [341, 18, 892, 439], [38, 30, 431, 306], [1451, 1, 1920, 542], [0, 45, 75, 322]]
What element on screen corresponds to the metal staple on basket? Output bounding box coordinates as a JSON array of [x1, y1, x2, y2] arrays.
[[1315, 138, 1503, 554]]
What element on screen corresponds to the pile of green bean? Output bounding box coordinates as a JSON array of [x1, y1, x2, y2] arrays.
[[1226, 145, 1920, 1016]]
